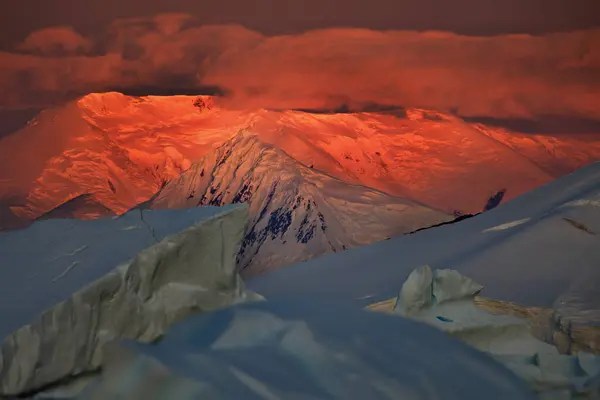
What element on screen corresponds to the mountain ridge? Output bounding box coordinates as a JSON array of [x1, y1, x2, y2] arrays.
[[147, 131, 450, 274], [2, 91, 600, 230]]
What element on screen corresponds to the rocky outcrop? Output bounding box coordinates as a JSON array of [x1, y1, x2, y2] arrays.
[[0, 204, 261, 397]]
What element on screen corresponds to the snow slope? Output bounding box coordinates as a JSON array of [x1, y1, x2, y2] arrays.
[[81, 299, 535, 400], [0, 201, 530, 399], [247, 160, 600, 326], [146, 132, 449, 274], [0, 204, 242, 340], [2, 92, 600, 227], [0, 204, 258, 397]]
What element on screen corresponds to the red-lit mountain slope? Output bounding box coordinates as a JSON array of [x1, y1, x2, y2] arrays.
[[1, 92, 599, 229]]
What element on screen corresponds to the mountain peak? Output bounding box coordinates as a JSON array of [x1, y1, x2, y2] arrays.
[[149, 130, 449, 274], [219, 130, 280, 156]]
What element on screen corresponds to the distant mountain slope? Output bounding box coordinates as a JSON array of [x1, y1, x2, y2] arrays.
[[147, 132, 449, 274], [248, 160, 600, 326], [1, 92, 599, 229], [36, 194, 116, 221]]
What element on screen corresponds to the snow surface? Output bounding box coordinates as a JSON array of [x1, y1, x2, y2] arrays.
[[247, 161, 600, 325], [0, 205, 239, 340], [80, 299, 535, 400], [391, 266, 600, 398]]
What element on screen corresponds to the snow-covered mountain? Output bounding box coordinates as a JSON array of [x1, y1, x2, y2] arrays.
[[146, 132, 449, 274], [2, 92, 600, 231], [248, 160, 600, 326]]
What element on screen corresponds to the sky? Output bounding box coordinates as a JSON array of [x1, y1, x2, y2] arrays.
[[2, 0, 599, 45], [0, 0, 599, 135]]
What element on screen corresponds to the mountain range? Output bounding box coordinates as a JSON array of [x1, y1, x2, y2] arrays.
[[1, 92, 600, 272]]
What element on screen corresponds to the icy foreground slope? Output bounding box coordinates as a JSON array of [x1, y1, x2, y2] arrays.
[[147, 132, 449, 274], [80, 300, 535, 400], [382, 266, 600, 398], [248, 161, 600, 325], [0, 204, 258, 396]]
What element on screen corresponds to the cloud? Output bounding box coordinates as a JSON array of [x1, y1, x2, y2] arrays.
[[17, 26, 93, 56], [1, 13, 599, 121]]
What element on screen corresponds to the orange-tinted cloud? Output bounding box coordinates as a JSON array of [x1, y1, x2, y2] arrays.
[[1, 14, 599, 120], [17, 26, 93, 56]]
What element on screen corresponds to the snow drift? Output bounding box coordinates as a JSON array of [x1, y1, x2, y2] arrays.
[[78, 299, 535, 400], [384, 265, 600, 398]]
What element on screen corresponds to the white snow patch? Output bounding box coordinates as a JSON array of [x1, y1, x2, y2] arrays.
[[482, 218, 530, 233]]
